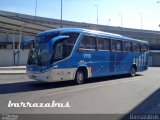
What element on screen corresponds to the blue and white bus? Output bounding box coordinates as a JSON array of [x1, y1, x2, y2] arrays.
[[26, 28, 149, 84]]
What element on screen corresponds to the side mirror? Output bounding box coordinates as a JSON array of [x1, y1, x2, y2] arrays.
[[22, 39, 35, 50]]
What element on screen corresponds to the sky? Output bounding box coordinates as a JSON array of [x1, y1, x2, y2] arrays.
[[0, 0, 160, 31]]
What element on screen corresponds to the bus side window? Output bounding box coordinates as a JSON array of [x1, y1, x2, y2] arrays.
[[111, 40, 115, 51], [53, 42, 64, 60], [132, 42, 141, 53], [97, 37, 110, 51], [112, 40, 122, 52], [61, 32, 80, 55], [123, 41, 132, 52], [79, 35, 96, 51], [141, 44, 148, 53]]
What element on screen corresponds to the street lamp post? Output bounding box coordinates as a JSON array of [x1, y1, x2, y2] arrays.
[[118, 14, 122, 28], [138, 12, 143, 30], [108, 19, 111, 26], [35, 0, 37, 16], [95, 4, 99, 25], [60, 0, 63, 28], [156, 1, 160, 28]]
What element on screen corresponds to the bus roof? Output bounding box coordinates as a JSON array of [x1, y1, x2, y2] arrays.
[[37, 28, 148, 44]]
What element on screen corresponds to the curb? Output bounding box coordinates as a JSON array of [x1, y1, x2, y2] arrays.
[[0, 68, 26, 70], [0, 69, 26, 75], [0, 73, 26, 75], [0, 66, 26, 70]]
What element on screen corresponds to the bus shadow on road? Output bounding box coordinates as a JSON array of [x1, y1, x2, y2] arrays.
[[0, 74, 142, 94], [121, 88, 160, 120], [85, 74, 142, 84], [0, 80, 75, 94]]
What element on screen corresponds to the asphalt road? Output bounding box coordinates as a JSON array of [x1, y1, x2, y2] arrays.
[[0, 67, 160, 118]]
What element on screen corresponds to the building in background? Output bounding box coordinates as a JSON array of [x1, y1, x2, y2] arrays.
[[0, 10, 160, 66]]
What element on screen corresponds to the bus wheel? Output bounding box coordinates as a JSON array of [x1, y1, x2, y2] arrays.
[[130, 66, 136, 77], [75, 70, 86, 85]]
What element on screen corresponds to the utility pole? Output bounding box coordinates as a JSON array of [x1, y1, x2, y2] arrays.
[[118, 14, 122, 28], [60, 0, 63, 28], [108, 19, 111, 26], [95, 4, 99, 25], [157, 1, 160, 28], [35, 0, 37, 16], [138, 12, 143, 30]]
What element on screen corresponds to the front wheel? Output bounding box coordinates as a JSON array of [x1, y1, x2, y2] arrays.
[[130, 66, 136, 77], [75, 70, 86, 85]]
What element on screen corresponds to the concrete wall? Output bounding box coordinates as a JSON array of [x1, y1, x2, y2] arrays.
[[0, 49, 29, 66], [150, 52, 160, 67], [0, 32, 35, 42], [0, 33, 7, 42]]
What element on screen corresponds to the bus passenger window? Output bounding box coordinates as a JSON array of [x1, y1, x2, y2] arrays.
[[79, 35, 96, 51], [141, 44, 148, 53], [112, 40, 122, 51], [97, 37, 110, 50], [54, 42, 64, 60], [132, 43, 141, 53], [60, 32, 80, 56], [123, 42, 132, 52], [61, 32, 79, 45]]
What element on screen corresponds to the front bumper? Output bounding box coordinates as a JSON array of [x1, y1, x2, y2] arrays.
[[27, 70, 52, 82]]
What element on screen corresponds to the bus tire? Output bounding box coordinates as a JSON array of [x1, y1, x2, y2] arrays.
[[130, 66, 136, 77], [75, 70, 86, 85]]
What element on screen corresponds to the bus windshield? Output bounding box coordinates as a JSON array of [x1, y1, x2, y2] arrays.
[[27, 32, 80, 65], [28, 42, 52, 65]]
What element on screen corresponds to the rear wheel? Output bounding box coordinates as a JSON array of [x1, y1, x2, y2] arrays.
[[75, 70, 86, 85], [130, 66, 136, 77]]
